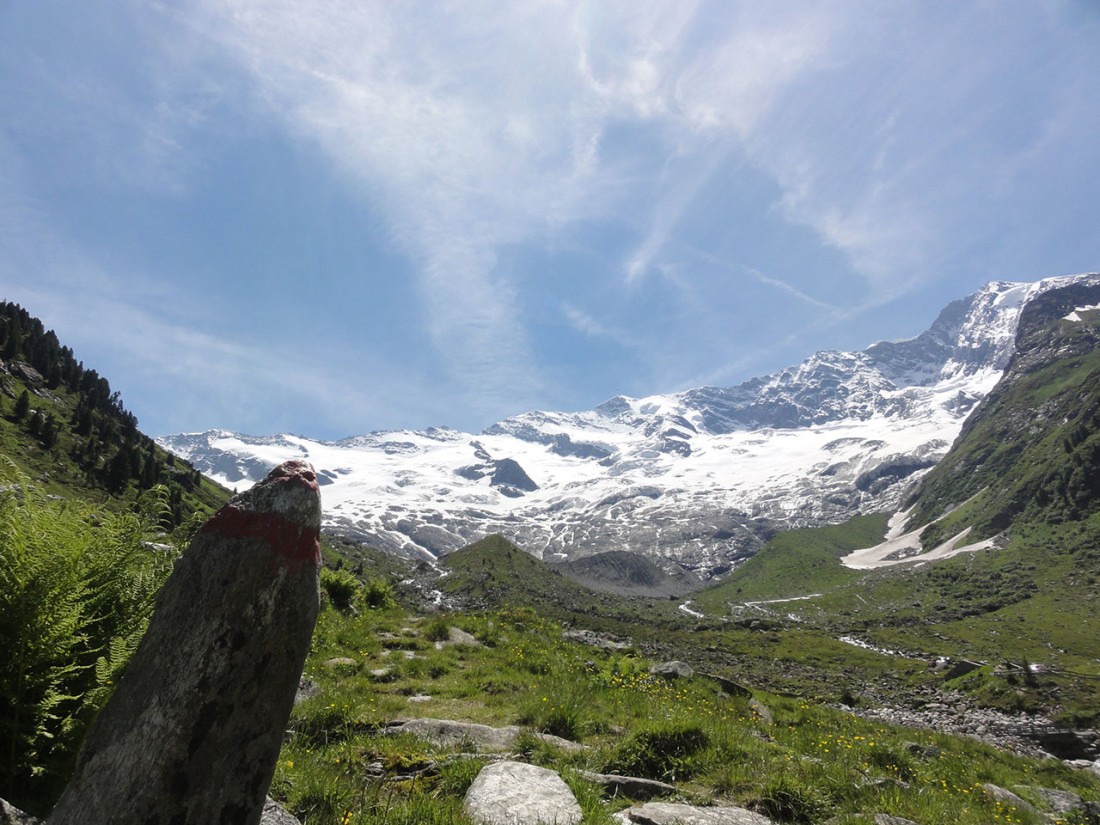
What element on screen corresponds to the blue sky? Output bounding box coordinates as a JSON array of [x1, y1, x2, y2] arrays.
[[2, 1, 1099, 440]]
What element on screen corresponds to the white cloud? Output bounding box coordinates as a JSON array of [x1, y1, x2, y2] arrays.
[[7, 0, 1097, 435], [178, 0, 1098, 374], [2, 260, 442, 436], [170, 0, 630, 411]]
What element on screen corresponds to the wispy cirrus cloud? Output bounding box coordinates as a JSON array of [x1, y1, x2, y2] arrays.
[[167, 0, 627, 416], [3, 1, 1098, 438], [156, 1, 1100, 402]]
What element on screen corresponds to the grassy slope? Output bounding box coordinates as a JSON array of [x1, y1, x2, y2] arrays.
[[908, 294, 1100, 546], [439, 535, 688, 634], [413, 508, 1100, 719], [270, 595, 1100, 825], [693, 513, 889, 609], [0, 372, 228, 520]]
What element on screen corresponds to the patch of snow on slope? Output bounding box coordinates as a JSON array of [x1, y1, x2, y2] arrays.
[[841, 522, 998, 570], [1064, 304, 1100, 322]]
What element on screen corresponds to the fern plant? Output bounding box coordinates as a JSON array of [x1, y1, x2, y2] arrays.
[[0, 461, 179, 814]]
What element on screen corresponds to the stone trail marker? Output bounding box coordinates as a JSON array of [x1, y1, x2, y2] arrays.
[[51, 461, 322, 825]]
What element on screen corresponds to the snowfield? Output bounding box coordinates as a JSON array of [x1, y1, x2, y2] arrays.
[[160, 274, 1100, 577]]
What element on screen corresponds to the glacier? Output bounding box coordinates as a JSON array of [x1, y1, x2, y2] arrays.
[[158, 273, 1100, 579]]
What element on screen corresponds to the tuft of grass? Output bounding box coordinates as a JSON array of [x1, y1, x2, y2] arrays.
[[423, 616, 451, 643], [751, 773, 836, 824], [607, 722, 710, 782]]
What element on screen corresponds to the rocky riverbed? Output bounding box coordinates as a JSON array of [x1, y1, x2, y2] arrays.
[[847, 687, 1099, 764]]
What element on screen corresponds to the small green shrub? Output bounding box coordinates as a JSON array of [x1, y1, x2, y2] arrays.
[[320, 567, 360, 612], [360, 577, 396, 610]]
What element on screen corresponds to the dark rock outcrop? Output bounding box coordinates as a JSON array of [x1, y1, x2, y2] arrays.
[[50, 461, 322, 825]]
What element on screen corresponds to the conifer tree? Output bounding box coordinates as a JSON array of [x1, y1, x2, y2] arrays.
[[13, 389, 30, 422]]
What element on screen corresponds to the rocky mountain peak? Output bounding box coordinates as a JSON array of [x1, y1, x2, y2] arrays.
[[159, 273, 1100, 578]]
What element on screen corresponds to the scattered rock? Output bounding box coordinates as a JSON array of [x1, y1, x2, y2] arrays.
[[748, 698, 773, 726], [704, 672, 753, 698], [408, 694, 433, 703], [294, 677, 320, 704], [613, 801, 775, 824], [873, 816, 919, 825], [1036, 729, 1096, 760], [8, 362, 44, 387], [434, 626, 483, 649], [261, 797, 303, 824], [385, 718, 586, 752], [1021, 786, 1084, 815], [942, 660, 983, 680], [1016, 787, 1100, 823], [857, 690, 1078, 757], [50, 461, 323, 825], [369, 667, 397, 682], [464, 761, 582, 825], [981, 784, 1042, 819], [563, 628, 634, 651], [902, 741, 940, 759], [1066, 758, 1100, 776], [578, 771, 677, 800], [324, 657, 359, 672], [0, 797, 42, 825], [650, 661, 693, 679], [857, 777, 909, 792]]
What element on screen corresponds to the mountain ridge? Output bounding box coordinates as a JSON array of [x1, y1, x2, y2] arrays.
[[158, 273, 1100, 577]]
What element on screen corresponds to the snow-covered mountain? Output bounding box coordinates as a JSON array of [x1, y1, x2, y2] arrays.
[[158, 274, 1100, 578]]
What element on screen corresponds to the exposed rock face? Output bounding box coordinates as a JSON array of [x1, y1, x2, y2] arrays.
[[463, 761, 582, 825], [50, 461, 322, 825]]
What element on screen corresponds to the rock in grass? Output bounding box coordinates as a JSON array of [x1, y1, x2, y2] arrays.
[[1016, 786, 1097, 820], [0, 797, 41, 825], [613, 801, 775, 824], [260, 797, 304, 824], [980, 784, 1041, 818], [50, 461, 322, 825], [650, 661, 694, 679], [464, 761, 582, 825], [702, 672, 752, 698], [577, 771, 677, 800], [386, 718, 587, 752], [748, 698, 773, 726]]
